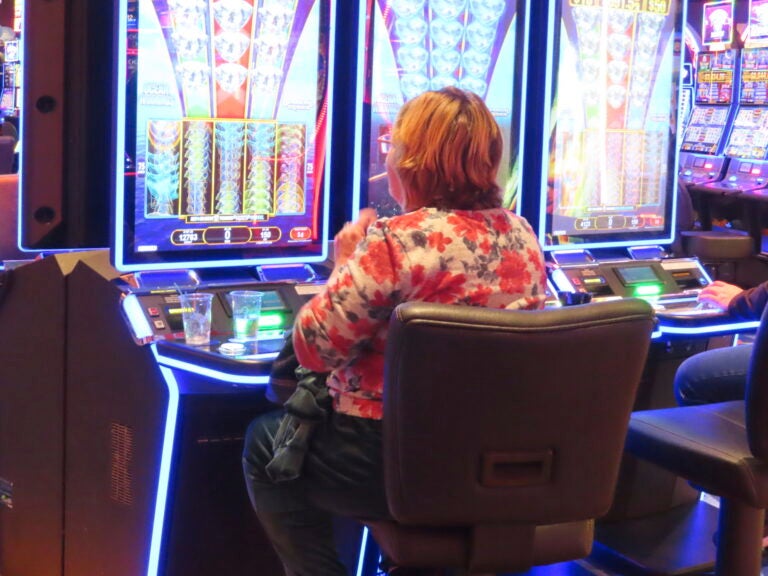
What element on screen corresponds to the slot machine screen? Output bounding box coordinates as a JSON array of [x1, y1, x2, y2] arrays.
[[723, 47, 768, 160], [615, 264, 660, 285], [354, 0, 530, 218], [679, 50, 737, 154], [539, 0, 683, 251], [113, 0, 334, 272]]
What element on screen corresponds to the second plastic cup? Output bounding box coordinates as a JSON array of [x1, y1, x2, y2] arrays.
[[179, 292, 214, 346], [229, 290, 263, 342]]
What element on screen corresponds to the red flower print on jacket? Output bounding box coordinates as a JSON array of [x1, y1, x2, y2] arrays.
[[293, 208, 546, 420], [498, 249, 533, 293], [427, 231, 453, 253], [446, 212, 487, 242]]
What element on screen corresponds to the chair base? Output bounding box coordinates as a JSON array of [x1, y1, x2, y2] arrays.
[[715, 499, 764, 576], [592, 499, 718, 575]]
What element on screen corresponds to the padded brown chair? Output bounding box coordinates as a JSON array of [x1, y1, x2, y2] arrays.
[[626, 304, 768, 576], [363, 299, 655, 574]]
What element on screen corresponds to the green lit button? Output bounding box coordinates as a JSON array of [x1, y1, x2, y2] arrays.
[[259, 312, 285, 329], [634, 284, 662, 297]]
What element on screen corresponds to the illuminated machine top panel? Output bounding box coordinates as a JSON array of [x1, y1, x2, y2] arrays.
[[680, 50, 738, 155], [354, 0, 530, 218], [539, 0, 684, 251], [723, 47, 768, 160], [113, 0, 334, 272]]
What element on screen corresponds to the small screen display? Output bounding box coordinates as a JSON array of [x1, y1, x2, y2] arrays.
[[161, 304, 186, 332], [722, 48, 768, 160], [739, 47, 768, 106], [695, 50, 736, 105], [616, 265, 659, 285], [679, 50, 738, 155]]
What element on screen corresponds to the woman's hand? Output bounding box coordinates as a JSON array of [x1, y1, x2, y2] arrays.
[[698, 280, 744, 310], [333, 208, 378, 269]]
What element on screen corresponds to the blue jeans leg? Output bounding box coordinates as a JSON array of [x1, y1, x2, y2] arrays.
[[242, 410, 348, 576], [674, 344, 753, 406], [243, 409, 387, 576]]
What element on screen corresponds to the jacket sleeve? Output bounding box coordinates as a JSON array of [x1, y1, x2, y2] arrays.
[[727, 282, 768, 320], [292, 222, 403, 372]]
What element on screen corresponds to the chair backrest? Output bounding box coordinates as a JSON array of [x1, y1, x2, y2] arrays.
[[746, 303, 768, 458], [382, 299, 655, 527]]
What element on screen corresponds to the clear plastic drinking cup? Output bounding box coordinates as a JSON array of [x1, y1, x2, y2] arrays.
[[179, 292, 214, 346], [229, 290, 263, 342]]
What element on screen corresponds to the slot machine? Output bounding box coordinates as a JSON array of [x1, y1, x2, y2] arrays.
[[536, 0, 755, 338], [688, 1, 768, 253], [678, 49, 740, 185], [531, 1, 757, 574], [0, 1, 367, 575], [691, 46, 768, 195], [705, 0, 768, 249], [350, 0, 531, 219]]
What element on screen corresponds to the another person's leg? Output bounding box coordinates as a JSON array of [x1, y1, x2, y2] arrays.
[[674, 344, 753, 406], [243, 409, 387, 576]]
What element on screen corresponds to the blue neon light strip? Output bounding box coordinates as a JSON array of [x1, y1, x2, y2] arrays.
[[15, 0, 24, 253], [355, 526, 369, 576], [118, 254, 328, 274], [351, 0, 367, 222], [537, 1, 557, 247], [113, 0, 129, 270], [321, 0, 337, 261], [668, 0, 688, 245], [515, 0, 532, 216], [658, 320, 760, 336], [147, 352, 180, 576], [153, 352, 272, 385]]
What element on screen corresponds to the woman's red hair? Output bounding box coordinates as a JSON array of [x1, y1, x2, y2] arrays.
[[390, 87, 503, 211]]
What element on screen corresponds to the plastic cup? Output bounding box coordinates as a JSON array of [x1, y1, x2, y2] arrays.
[[229, 290, 263, 342], [179, 292, 214, 346]]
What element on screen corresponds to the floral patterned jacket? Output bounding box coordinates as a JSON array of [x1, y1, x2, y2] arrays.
[[293, 207, 547, 420]]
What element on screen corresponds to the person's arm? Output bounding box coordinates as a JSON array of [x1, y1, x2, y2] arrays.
[[698, 280, 768, 320], [727, 281, 768, 320], [292, 219, 402, 373]]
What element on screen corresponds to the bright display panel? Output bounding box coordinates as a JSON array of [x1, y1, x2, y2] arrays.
[[679, 50, 737, 154], [540, 0, 684, 251], [113, 0, 334, 272], [723, 47, 768, 160], [355, 0, 529, 218]]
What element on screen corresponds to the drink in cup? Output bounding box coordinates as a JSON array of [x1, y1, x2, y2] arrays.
[[229, 290, 263, 342], [179, 292, 213, 346]]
